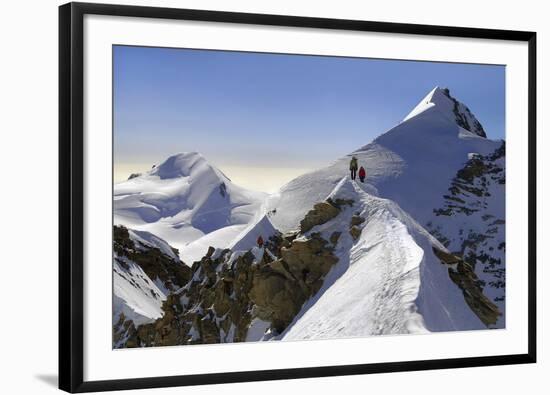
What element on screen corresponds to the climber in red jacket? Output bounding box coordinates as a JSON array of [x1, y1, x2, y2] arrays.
[[257, 235, 264, 248], [359, 166, 366, 183]]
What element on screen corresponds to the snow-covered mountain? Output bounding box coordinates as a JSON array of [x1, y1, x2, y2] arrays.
[[266, 87, 501, 232], [113, 87, 506, 347], [114, 175, 499, 347], [114, 152, 267, 264]]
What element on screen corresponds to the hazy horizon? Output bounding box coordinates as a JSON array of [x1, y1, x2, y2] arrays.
[[113, 160, 319, 193], [114, 45, 505, 193]]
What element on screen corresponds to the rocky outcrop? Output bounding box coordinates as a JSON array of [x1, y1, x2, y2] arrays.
[[249, 262, 307, 333], [113, 312, 138, 348], [299, 197, 354, 233], [432, 247, 501, 327], [349, 226, 362, 240], [349, 214, 365, 240], [114, 225, 191, 292], [280, 233, 339, 293], [300, 202, 340, 233], [116, 197, 347, 348]]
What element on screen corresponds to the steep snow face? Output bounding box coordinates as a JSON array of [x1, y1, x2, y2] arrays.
[[266, 87, 500, 233], [114, 152, 267, 264], [113, 226, 193, 339], [282, 178, 485, 341], [402, 87, 486, 138], [113, 256, 166, 326], [229, 214, 277, 252], [113, 227, 189, 326]]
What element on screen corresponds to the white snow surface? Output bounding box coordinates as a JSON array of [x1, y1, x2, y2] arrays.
[[114, 152, 267, 264], [266, 87, 500, 233], [281, 178, 484, 340], [113, 256, 167, 325]]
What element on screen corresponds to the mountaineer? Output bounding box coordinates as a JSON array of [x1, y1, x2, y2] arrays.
[[349, 156, 358, 180], [359, 166, 366, 183]]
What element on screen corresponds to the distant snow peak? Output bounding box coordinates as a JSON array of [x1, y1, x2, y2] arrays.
[[114, 151, 267, 264], [403, 86, 487, 138]]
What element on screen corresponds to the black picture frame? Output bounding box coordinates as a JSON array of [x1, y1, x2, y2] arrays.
[[59, 2, 537, 393]]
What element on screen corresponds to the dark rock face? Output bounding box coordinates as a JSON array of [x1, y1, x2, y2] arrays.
[[350, 215, 365, 227], [249, 264, 307, 332], [441, 87, 487, 138], [329, 231, 341, 245], [432, 247, 501, 327]]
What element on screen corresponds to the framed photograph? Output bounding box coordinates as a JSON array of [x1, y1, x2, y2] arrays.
[[59, 2, 536, 393]]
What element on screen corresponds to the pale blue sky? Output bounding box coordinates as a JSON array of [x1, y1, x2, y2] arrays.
[[113, 45, 505, 191]]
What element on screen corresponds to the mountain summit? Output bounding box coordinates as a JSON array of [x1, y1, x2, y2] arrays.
[[266, 87, 499, 232], [403, 87, 487, 138], [149, 152, 210, 179]]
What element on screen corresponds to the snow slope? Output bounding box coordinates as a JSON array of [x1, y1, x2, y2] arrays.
[[113, 229, 174, 325], [114, 152, 267, 264], [113, 226, 195, 331], [266, 87, 501, 232], [113, 257, 166, 326], [282, 177, 485, 341]]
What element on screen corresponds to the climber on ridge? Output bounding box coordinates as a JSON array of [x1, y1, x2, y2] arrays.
[[359, 166, 366, 183], [349, 156, 358, 180], [257, 235, 264, 248]]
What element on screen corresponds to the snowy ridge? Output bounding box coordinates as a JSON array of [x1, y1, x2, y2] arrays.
[[282, 178, 484, 340], [266, 87, 499, 232], [401, 86, 440, 123]]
